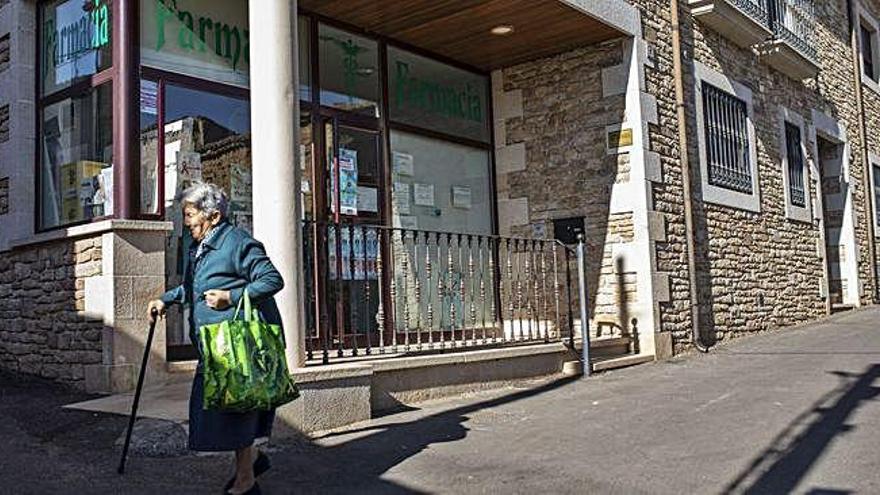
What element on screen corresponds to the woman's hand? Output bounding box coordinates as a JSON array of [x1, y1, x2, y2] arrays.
[[147, 299, 166, 319], [204, 289, 232, 310]]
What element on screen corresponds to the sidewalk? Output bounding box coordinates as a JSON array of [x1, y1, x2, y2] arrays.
[[1, 307, 878, 494]]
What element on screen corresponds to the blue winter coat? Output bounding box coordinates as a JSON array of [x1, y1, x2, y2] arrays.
[[160, 219, 284, 452], [161, 220, 284, 344]]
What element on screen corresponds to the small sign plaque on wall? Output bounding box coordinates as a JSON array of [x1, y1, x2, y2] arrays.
[[606, 127, 633, 153]]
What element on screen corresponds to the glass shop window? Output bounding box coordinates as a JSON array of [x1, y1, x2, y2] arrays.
[[39, 84, 114, 229], [318, 23, 380, 117]]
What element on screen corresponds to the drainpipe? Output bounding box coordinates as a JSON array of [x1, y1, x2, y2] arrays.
[[847, 0, 880, 304], [670, 0, 711, 352]]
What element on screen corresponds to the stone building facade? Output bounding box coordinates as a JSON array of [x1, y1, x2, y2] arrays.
[[1, 0, 878, 397], [492, 0, 879, 355]]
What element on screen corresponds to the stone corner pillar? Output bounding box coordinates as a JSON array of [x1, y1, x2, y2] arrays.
[[249, 0, 306, 369]]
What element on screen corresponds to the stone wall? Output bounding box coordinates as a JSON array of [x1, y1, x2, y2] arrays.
[[0, 237, 104, 387], [629, 0, 873, 351], [855, 1, 880, 301], [494, 39, 641, 337]]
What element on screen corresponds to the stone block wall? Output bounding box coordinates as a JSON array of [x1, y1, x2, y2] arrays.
[[855, 1, 880, 301], [493, 38, 644, 338], [627, 0, 877, 352], [0, 237, 104, 386]]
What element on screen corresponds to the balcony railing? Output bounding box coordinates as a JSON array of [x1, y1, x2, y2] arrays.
[[732, 0, 769, 26], [301, 220, 585, 364], [767, 0, 817, 61], [690, 0, 818, 74]]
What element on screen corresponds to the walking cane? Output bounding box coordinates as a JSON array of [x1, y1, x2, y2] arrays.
[[117, 307, 159, 474]]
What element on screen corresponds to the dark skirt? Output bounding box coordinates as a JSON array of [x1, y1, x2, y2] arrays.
[[189, 371, 275, 452]]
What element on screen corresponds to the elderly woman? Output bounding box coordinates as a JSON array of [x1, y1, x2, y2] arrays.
[[148, 182, 282, 495]]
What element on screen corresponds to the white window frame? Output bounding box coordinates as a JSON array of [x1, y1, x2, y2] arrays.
[[858, 7, 880, 94], [869, 153, 880, 231], [694, 61, 761, 213], [778, 107, 812, 223]]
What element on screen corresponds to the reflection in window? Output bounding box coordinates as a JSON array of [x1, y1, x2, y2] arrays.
[[158, 83, 252, 348], [299, 16, 312, 102], [387, 47, 489, 143], [318, 24, 380, 117], [40, 0, 112, 96], [40, 84, 113, 229]]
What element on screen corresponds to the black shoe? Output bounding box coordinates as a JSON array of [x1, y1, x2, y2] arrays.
[[223, 452, 271, 491], [225, 481, 261, 495]]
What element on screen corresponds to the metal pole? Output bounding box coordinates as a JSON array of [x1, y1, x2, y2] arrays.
[[576, 235, 591, 377]]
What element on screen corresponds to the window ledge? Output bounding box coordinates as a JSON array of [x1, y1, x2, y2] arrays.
[[8, 219, 173, 251], [862, 74, 880, 97], [785, 205, 813, 224], [758, 39, 820, 80], [689, 0, 772, 49]]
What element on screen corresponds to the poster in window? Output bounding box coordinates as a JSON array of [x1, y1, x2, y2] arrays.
[[393, 182, 411, 214], [352, 227, 365, 280], [140, 80, 158, 115], [366, 228, 378, 280], [413, 183, 435, 207], [333, 148, 358, 216]]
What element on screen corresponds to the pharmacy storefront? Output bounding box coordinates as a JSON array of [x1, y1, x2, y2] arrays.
[[38, 0, 497, 364], [11, 0, 644, 399]]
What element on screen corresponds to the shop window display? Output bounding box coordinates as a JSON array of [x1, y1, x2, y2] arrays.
[[37, 0, 113, 230], [39, 85, 113, 229]]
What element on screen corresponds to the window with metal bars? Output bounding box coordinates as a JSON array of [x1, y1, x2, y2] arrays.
[[0, 33, 9, 74], [0, 104, 9, 143], [784, 122, 806, 208], [861, 23, 877, 81], [873, 164, 880, 228], [702, 82, 753, 194]]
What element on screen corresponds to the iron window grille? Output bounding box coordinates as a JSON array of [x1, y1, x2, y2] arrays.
[[784, 122, 806, 208], [702, 82, 753, 194], [0, 33, 9, 74], [873, 164, 880, 228], [861, 23, 877, 81]]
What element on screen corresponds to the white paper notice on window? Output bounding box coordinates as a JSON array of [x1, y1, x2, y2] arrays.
[[452, 185, 472, 209], [394, 215, 418, 230], [393, 182, 411, 214], [140, 80, 158, 115], [392, 151, 414, 177], [358, 186, 379, 213], [413, 183, 435, 207]]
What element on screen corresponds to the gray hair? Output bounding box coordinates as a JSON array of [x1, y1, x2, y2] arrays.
[[178, 181, 229, 218]]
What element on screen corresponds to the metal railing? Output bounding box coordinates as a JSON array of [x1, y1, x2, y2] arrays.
[[767, 0, 817, 61], [732, 0, 769, 26], [724, 0, 817, 61], [301, 220, 581, 364]]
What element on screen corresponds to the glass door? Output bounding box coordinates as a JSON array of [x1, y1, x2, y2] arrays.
[[318, 117, 384, 357]]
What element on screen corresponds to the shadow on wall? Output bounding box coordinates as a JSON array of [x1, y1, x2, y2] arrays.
[[500, 37, 633, 337]]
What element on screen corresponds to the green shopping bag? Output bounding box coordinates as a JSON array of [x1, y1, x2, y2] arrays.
[[199, 290, 300, 412]]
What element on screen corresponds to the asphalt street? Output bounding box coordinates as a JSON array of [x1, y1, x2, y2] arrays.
[[1, 307, 878, 494]]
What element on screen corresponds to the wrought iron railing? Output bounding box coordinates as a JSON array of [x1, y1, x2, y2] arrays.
[[732, 0, 769, 27], [767, 0, 817, 61], [301, 220, 580, 364]]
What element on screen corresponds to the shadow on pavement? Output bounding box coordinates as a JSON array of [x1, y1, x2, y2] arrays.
[[722, 364, 880, 495], [263, 375, 580, 494]]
